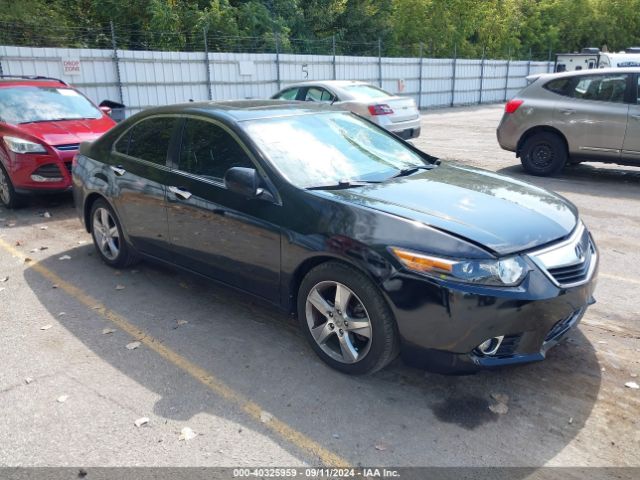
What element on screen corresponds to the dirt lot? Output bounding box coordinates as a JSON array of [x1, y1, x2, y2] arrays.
[[0, 104, 638, 469]]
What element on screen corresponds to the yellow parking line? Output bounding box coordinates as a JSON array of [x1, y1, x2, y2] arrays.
[[599, 272, 640, 286], [0, 238, 349, 467]]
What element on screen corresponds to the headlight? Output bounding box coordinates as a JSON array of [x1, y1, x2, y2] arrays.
[[3, 136, 47, 154], [389, 247, 529, 286]]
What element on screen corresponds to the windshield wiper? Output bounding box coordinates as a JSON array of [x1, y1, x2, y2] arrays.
[[306, 179, 381, 190], [389, 164, 438, 179]]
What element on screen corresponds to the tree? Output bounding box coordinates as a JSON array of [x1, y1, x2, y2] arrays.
[[1, 0, 639, 57]]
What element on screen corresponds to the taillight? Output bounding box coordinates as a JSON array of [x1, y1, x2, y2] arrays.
[[505, 99, 524, 114], [368, 104, 394, 116]]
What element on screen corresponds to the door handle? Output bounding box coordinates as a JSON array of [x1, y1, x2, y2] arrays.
[[560, 109, 575, 116], [110, 165, 126, 176], [631, 114, 640, 120], [168, 186, 192, 200]]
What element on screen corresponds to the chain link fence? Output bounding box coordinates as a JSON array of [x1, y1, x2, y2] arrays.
[[0, 21, 554, 116]]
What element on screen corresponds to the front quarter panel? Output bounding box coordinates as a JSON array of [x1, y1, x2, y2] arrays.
[[278, 188, 493, 311], [73, 151, 118, 231]]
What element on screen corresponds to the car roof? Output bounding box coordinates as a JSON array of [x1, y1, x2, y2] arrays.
[[279, 80, 371, 90], [0, 75, 69, 89], [528, 67, 640, 83], [274, 80, 391, 101], [134, 100, 343, 122]]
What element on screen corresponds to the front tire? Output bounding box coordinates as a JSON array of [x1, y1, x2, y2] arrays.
[[90, 199, 139, 268], [297, 261, 399, 374], [0, 164, 23, 209], [520, 132, 567, 176]]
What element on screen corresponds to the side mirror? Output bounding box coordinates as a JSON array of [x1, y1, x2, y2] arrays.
[[224, 167, 273, 201], [99, 105, 112, 116]]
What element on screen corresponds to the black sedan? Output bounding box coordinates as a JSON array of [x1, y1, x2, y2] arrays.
[[72, 101, 598, 374]]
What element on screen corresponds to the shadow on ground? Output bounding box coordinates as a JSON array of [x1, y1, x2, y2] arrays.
[[496, 163, 640, 202], [23, 240, 603, 467]]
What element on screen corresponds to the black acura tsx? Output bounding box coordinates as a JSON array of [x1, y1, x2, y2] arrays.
[[73, 101, 598, 374]]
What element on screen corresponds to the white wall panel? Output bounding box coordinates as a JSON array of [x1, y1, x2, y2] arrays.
[[0, 45, 553, 116]]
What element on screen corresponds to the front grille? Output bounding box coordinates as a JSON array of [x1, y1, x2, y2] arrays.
[[548, 258, 591, 285], [33, 164, 63, 179], [546, 234, 594, 286], [495, 334, 521, 357], [55, 143, 80, 151], [528, 222, 596, 288]]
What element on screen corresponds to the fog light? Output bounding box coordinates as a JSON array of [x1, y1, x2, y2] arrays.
[[476, 336, 504, 356], [31, 174, 63, 182]]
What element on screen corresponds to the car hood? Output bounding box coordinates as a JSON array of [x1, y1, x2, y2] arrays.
[[313, 163, 578, 256], [15, 117, 115, 146]]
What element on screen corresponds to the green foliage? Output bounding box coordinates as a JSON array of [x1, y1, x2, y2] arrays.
[[0, 0, 638, 57]]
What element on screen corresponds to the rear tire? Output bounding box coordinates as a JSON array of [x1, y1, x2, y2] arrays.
[[90, 198, 139, 269], [297, 261, 399, 375], [520, 132, 567, 176], [0, 164, 23, 209]]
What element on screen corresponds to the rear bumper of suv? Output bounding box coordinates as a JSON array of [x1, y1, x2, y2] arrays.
[[496, 116, 519, 153]]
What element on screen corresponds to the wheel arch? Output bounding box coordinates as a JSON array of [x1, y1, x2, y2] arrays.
[[287, 254, 385, 316], [517, 126, 569, 158], [83, 192, 107, 233]]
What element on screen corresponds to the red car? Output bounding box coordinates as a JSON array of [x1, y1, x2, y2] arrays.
[[0, 75, 116, 208]]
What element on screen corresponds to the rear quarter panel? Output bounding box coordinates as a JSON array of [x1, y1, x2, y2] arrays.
[[499, 82, 564, 152]]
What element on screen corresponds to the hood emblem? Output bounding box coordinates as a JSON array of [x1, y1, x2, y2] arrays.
[[575, 242, 585, 261]]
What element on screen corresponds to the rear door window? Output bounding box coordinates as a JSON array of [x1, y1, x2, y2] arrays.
[[569, 74, 629, 103], [126, 116, 179, 165], [275, 88, 299, 100], [304, 87, 335, 102]]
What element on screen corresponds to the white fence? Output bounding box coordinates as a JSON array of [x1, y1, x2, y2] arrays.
[[0, 45, 553, 116]]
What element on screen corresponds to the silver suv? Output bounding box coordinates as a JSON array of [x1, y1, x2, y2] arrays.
[[497, 68, 640, 176]]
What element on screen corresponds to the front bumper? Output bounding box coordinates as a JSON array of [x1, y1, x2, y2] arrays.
[[8, 150, 75, 193], [383, 259, 598, 374]]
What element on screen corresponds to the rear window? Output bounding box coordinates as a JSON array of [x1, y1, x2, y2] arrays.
[[544, 78, 571, 95], [0, 86, 101, 124], [342, 84, 392, 100]]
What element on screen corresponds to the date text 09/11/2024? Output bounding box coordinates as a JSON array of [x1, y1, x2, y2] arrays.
[[232, 468, 401, 477]]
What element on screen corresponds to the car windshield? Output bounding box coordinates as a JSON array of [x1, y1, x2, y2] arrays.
[[342, 84, 392, 100], [0, 86, 101, 124], [242, 112, 428, 188]]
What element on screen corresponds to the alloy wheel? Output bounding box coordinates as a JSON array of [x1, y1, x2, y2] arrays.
[[92, 207, 120, 261], [305, 281, 372, 364]]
